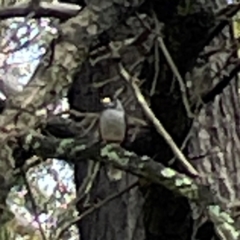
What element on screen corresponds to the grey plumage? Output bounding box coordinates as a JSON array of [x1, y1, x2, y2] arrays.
[[99, 98, 126, 181], [99, 98, 126, 142]]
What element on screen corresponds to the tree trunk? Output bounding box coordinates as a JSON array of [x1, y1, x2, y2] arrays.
[[70, 0, 239, 240]]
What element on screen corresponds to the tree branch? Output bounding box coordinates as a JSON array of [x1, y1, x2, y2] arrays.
[[17, 131, 204, 201], [0, 2, 80, 20], [16, 130, 240, 240], [0, 0, 145, 224], [119, 63, 199, 177]]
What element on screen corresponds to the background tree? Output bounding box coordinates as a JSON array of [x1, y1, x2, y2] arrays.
[[0, 0, 239, 240]]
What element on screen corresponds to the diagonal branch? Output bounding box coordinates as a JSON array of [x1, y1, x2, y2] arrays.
[[55, 181, 139, 239], [118, 63, 199, 177], [16, 132, 240, 240], [17, 131, 201, 200]]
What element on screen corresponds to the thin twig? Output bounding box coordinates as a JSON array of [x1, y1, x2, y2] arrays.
[[137, 11, 194, 118], [150, 39, 160, 96], [76, 160, 100, 206], [157, 37, 194, 118], [169, 122, 194, 165], [56, 181, 139, 239], [22, 168, 47, 240], [119, 63, 199, 177]]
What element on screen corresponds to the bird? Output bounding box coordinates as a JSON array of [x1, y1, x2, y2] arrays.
[[99, 96, 127, 181]]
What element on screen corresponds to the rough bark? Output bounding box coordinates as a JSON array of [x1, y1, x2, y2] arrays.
[[67, 2, 220, 240], [68, 1, 240, 240], [0, 0, 239, 240]]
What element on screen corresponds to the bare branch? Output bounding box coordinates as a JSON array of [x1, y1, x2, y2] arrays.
[[0, 2, 80, 20], [56, 181, 139, 239], [118, 63, 199, 177]]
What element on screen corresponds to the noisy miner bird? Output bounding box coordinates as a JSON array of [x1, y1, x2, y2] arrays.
[[99, 97, 127, 181]]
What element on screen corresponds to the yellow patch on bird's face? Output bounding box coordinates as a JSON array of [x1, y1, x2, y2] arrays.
[[101, 97, 112, 104]]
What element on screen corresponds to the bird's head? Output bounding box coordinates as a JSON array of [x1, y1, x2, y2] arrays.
[[101, 96, 123, 111]]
